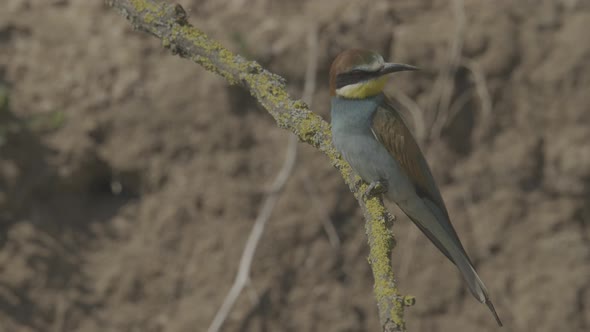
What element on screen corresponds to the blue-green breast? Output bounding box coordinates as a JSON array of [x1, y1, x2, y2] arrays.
[[331, 94, 410, 200]]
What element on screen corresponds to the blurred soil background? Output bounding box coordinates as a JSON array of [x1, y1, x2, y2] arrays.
[[0, 0, 589, 331]]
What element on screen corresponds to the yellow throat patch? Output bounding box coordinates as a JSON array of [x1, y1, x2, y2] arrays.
[[336, 76, 388, 99]]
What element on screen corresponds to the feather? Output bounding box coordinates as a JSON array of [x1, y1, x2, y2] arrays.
[[370, 97, 466, 250], [370, 96, 502, 326]]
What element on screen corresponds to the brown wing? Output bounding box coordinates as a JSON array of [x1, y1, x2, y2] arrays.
[[371, 97, 448, 216], [371, 97, 473, 262]]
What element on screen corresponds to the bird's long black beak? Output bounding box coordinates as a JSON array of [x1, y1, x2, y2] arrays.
[[380, 63, 419, 75]]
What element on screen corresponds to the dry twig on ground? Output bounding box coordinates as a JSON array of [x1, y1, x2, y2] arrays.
[[207, 25, 318, 332], [207, 133, 298, 332]]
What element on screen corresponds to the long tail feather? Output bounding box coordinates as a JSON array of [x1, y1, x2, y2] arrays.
[[455, 256, 503, 327], [486, 298, 503, 327], [400, 198, 503, 326]]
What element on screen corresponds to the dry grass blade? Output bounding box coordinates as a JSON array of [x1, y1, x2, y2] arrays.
[[462, 59, 493, 141], [390, 90, 427, 144], [206, 26, 319, 332], [206, 134, 297, 332], [429, 0, 466, 140]]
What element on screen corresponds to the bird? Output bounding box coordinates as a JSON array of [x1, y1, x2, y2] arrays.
[[329, 48, 502, 326]]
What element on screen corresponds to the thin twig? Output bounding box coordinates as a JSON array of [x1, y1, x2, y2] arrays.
[[390, 90, 427, 144], [302, 172, 341, 249], [299, 25, 341, 249], [445, 86, 474, 123], [207, 26, 319, 332], [207, 134, 297, 332], [462, 59, 493, 141], [302, 25, 319, 106], [429, 59, 493, 142], [429, 0, 466, 140]]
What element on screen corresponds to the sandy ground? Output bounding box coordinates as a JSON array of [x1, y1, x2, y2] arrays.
[[0, 0, 589, 331]]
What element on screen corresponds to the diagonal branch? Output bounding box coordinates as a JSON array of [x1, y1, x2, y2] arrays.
[[106, 0, 412, 330]]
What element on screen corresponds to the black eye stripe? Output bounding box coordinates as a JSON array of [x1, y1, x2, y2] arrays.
[[335, 69, 382, 89]]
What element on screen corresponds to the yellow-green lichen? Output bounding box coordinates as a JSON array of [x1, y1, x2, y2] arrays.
[[143, 12, 155, 24], [245, 74, 290, 107], [173, 26, 241, 84], [129, 0, 157, 12], [297, 116, 319, 144], [403, 295, 416, 307], [292, 100, 307, 110], [218, 48, 237, 66], [177, 25, 206, 43], [130, 0, 165, 24], [390, 300, 405, 328], [117, 3, 406, 328], [362, 195, 405, 328], [338, 162, 353, 181]]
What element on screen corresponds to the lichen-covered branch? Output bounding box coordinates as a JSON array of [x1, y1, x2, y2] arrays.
[[105, 0, 412, 330]]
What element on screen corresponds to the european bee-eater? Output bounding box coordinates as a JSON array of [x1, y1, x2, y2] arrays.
[[330, 49, 502, 326]]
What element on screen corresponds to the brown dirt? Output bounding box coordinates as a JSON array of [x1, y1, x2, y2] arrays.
[[1, 0, 589, 331]]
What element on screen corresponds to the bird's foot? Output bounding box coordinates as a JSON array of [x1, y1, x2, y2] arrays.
[[364, 180, 388, 199]]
